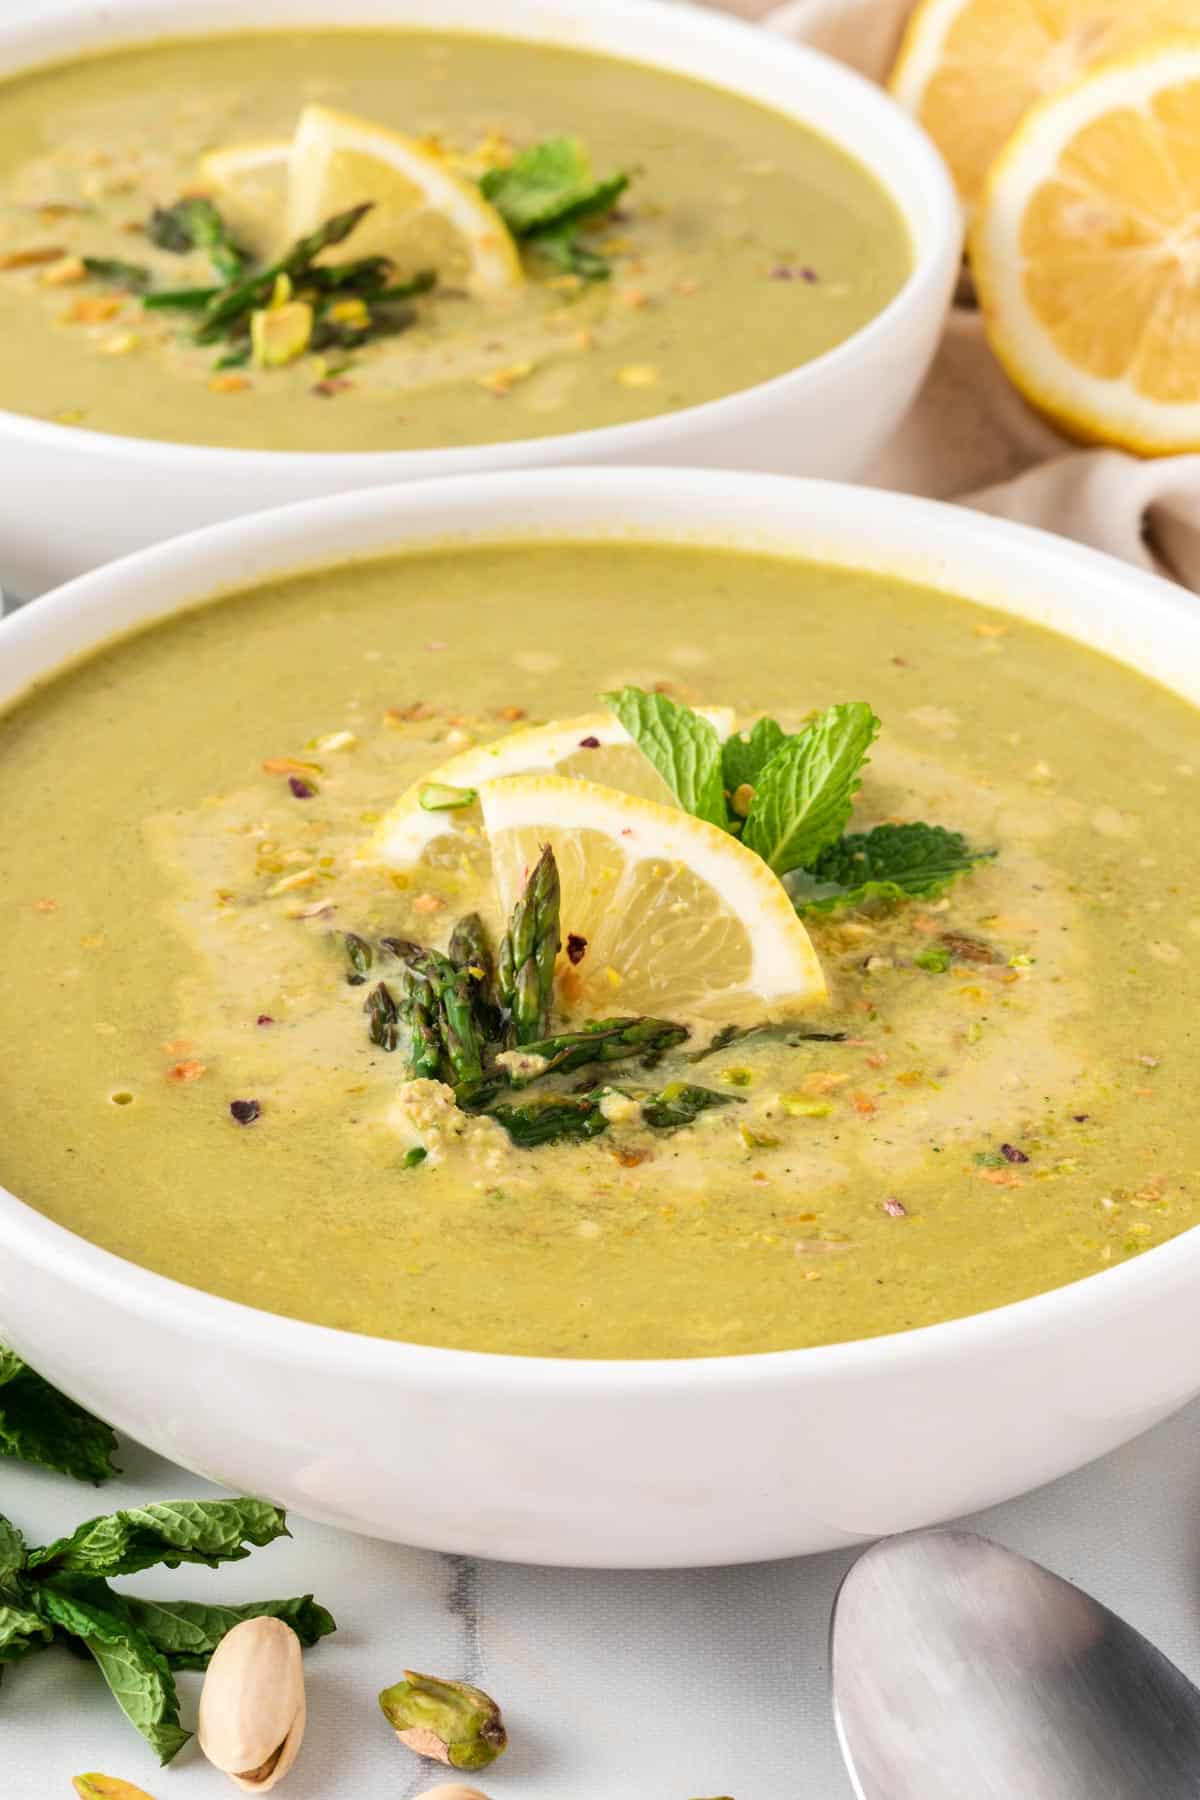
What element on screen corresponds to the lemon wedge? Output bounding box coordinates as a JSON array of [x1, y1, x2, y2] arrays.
[[971, 41, 1200, 453], [365, 706, 736, 871], [479, 774, 827, 1027], [283, 103, 523, 294], [890, 0, 1197, 209], [198, 138, 292, 254]]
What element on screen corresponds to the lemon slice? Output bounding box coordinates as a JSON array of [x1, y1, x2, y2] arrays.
[[285, 103, 523, 294], [366, 706, 736, 870], [479, 774, 827, 1027], [971, 42, 1200, 453], [890, 0, 1198, 208], [198, 139, 292, 254]]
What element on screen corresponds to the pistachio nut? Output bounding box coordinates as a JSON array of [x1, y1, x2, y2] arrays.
[[198, 1615, 306, 1792], [379, 1670, 507, 1770], [72, 1779, 157, 1800]]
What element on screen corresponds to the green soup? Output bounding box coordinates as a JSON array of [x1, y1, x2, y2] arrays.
[[1, 541, 1196, 1358], [0, 30, 910, 451]]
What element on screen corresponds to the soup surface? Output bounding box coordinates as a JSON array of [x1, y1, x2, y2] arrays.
[[0, 30, 910, 450], [1, 541, 1196, 1358]]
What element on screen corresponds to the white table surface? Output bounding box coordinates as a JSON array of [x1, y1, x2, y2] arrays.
[[6, 2, 1200, 1795]]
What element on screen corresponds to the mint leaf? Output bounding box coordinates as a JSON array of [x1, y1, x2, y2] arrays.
[[0, 1345, 118, 1484], [742, 702, 879, 874], [533, 222, 613, 281], [602, 686, 727, 827], [784, 823, 994, 913], [36, 1576, 189, 1763], [721, 716, 788, 796], [0, 1515, 26, 1583], [28, 1498, 288, 1578], [123, 1592, 336, 1671], [481, 139, 628, 236]]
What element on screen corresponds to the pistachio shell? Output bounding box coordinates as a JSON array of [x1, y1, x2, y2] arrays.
[[198, 1616, 305, 1792], [73, 1778, 157, 1800]]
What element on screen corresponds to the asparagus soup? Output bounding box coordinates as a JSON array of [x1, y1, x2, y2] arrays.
[[0, 540, 1195, 1359], [0, 30, 911, 451]]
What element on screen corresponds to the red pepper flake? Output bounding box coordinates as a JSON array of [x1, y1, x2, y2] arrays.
[[33, 897, 58, 913], [256, 1014, 275, 1026], [566, 933, 588, 965], [612, 1147, 651, 1167], [769, 264, 820, 283], [851, 1091, 877, 1117], [312, 377, 354, 398], [230, 1098, 261, 1125], [288, 775, 316, 799], [882, 1197, 907, 1217], [497, 705, 527, 722], [385, 702, 433, 724], [166, 1060, 206, 1084], [1000, 1143, 1029, 1164], [578, 735, 601, 749], [1072, 1113, 1089, 1123]]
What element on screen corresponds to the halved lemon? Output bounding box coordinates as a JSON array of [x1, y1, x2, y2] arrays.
[[479, 774, 827, 1027], [365, 706, 736, 870], [284, 103, 523, 294], [971, 42, 1200, 453], [890, 0, 1198, 208]]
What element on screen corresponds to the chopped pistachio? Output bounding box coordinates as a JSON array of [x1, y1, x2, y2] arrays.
[[419, 782, 477, 812], [0, 244, 66, 270], [40, 255, 87, 286], [251, 298, 314, 368]]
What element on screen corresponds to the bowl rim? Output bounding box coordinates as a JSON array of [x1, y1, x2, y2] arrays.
[[2, 462, 1199, 1391], [0, 0, 960, 473]]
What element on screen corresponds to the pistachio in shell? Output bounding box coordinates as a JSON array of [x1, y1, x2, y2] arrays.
[[379, 1670, 507, 1771], [417, 1789, 496, 1800], [198, 1615, 306, 1792]]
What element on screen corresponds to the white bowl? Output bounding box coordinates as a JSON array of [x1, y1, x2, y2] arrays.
[[2, 466, 1199, 1567], [0, 0, 959, 595]]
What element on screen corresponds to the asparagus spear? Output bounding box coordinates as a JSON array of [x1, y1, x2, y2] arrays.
[[194, 203, 376, 343], [147, 196, 247, 283], [497, 846, 561, 1045], [344, 932, 374, 987], [490, 1095, 608, 1149], [390, 942, 485, 1086], [448, 912, 503, 1044], [504, 1017, 689, 1086], [364, 981, 401, 1053], [400, 969, 443, 1082], [640, 1082, 738, 1130]]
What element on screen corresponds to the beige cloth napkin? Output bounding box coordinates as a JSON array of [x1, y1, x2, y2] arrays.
[[703, 0, 1200, 589]]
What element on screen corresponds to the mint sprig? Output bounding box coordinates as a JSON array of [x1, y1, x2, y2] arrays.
[[741, 702, 880, 874], [1, 1496, 334, 1762], [602, 686, 727, 827], [601, 688, 992, 912], [481, 138, 631, 280]]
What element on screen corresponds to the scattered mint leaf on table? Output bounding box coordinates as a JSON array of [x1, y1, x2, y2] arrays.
[[741, 701, 880, 873], [602, 686, 728, 827], [0, 1345, 118, 1483], [35, 1575, 189, 1764], [28, 1497, 289, 1577], [122, 1592, 336, 1671], [784, 823, 995, 913]]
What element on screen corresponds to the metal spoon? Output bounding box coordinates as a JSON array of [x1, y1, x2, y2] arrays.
[[832, 1528, 1200, 1798]]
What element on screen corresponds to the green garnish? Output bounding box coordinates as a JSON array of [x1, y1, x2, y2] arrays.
[[502, 1016, 689, 1086], [914, 944, 954, 973], [740, 702, 880, 873], [601, 688, 992, 913], [0, 1344, 117, 1484], [786, 824, 996, 913], [491, 1093, 609, 1149], [364, 979, 401, 1053], [402, 1146, 428, 1169], [602, 686, 727, 827], [481, 137, 631, 281], [147, 197, 247, 284], [80, 257, 152, 293], [344, 931, 374, 986], [497, 844, 562, 1046], [419, 781, 477, 812], [1, 1497, 333, 1761], [640, 1082, 736, 1129]]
